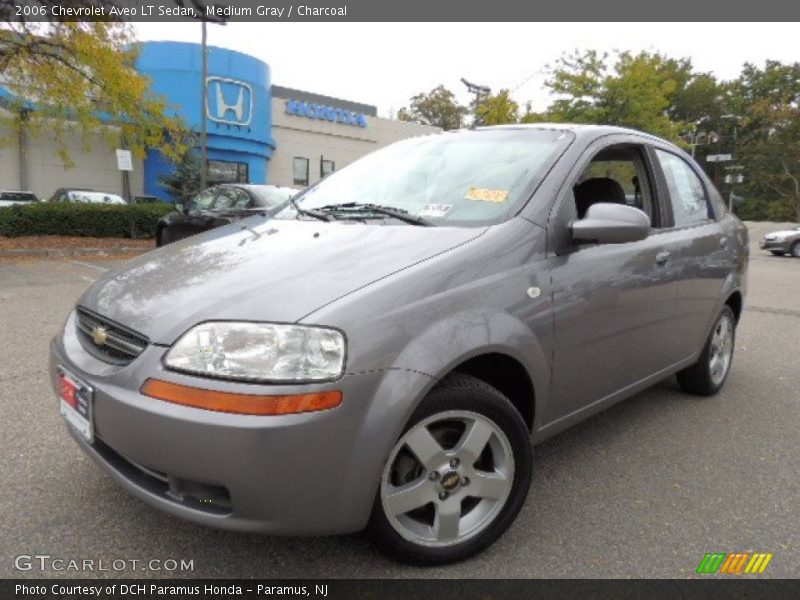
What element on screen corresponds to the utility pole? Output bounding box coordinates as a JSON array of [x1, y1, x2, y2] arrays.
[[200, 19, 208, 191]]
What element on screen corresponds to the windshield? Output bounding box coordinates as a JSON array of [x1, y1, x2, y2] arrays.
[[277, 128, 573, 226], [250, 186, 296, 208], [0, 192, 37, 202]]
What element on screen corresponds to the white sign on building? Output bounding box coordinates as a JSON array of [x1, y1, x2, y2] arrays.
[[115, 149, 133, 171]]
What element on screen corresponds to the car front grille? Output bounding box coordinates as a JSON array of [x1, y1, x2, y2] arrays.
[[75, 307, 148, 365]]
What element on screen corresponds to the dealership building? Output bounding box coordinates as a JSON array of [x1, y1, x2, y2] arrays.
[[0, 41, 438, 201]]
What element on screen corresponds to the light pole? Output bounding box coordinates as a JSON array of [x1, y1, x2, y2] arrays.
[[461, 78, 491, 127], [720, 114, 742, 212], [200, 19, 208, 191]]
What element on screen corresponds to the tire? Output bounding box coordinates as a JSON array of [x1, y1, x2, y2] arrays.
[[368, 373, 532, 565], [791, 241, 800, 258], [677, 306, 736, 396], [770, 251, 784, 256]]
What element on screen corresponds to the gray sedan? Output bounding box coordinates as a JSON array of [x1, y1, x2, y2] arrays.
[[759, 225, 800, 257], [49, 125, 748, 565]]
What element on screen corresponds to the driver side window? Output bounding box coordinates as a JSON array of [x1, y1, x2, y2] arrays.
[[571, 144, 659, 227]]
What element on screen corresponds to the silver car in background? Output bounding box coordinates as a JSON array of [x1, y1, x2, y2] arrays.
[[760, 225, 800, 257], [49, 125, 748, 565]]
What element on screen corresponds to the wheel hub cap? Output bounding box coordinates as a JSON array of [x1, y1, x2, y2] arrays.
[[440, 471, 461, 492], [709, 314, 734, 386]]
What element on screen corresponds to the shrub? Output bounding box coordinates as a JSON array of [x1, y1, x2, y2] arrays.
[[0, 202, 175, 238], [734, 197, 797, 222]]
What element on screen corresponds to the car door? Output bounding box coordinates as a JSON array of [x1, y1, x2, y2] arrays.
[[543, 139, 686, 424], [651, 148, 731, 360]]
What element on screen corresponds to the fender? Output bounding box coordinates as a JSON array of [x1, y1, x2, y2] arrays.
[[389, 308, 552, 437]]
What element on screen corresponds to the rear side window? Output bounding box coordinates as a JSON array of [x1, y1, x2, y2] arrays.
[[655, 149, 712, 227]]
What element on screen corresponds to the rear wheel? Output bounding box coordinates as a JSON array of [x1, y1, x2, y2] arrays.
[[368, 373, 532, 565], [677, 306, 736, 396], [791, 241, 800, 258]]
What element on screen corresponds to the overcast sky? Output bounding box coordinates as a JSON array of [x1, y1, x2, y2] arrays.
[[135, 22, 796, 117]]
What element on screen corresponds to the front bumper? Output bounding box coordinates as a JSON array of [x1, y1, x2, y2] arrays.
[[759, 239, 789, 252], [49, 313, 429, 535]]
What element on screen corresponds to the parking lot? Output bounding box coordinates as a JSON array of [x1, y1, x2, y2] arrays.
[[1, 227, 798, 579]]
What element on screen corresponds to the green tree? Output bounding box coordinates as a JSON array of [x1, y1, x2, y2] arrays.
[[397, 85, 467, 130], [543, 50, 696, 142], [476, 89, 519, 125], [0, 19, 186, 166], [734, 61, 800, 220], [158, 142, 207, 204]]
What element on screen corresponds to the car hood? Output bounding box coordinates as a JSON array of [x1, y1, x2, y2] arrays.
[[78, 218, 485, 344], [765, 229, 799, 237]]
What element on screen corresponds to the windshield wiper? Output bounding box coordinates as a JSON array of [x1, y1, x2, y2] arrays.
[[316, 203, 434, 226], [291, 197, 333, 222]]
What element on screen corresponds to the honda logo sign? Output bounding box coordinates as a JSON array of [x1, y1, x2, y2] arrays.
[[205, 77, 253, 127]]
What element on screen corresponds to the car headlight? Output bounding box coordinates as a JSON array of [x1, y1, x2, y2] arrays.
[[164, 322, 346, 382]]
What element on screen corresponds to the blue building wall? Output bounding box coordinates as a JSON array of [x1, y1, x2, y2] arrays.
[[137, 41, 275, 200]]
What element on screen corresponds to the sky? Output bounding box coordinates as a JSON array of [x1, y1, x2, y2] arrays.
[[134, 22, 796, 117]]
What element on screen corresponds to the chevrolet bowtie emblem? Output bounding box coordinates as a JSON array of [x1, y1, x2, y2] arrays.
[[92, 326, 108, 346]]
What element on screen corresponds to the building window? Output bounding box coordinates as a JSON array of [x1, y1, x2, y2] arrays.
[[293, 157, 309, 186], [321, 158, 335, 178], [207, 160, 248, 184]]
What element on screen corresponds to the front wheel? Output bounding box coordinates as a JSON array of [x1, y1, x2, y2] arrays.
[[791, 241, 800, 258], [677, 306, 736, 396], [368, 373, 532, 565]]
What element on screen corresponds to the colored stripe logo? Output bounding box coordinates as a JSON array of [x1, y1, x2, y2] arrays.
[[696, 552, 773, 574]]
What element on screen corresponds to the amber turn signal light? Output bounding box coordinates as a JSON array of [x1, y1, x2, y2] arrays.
[[140, 379, 342, 416]]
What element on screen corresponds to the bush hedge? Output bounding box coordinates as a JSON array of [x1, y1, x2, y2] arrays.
[[0, 202, 175, 238], [734, 197, 798, 222]]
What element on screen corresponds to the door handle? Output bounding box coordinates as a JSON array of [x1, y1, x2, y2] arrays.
[[656, 251, 671, 265]]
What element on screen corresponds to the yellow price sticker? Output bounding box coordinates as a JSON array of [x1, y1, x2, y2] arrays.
[[465, 187, 509, 203]]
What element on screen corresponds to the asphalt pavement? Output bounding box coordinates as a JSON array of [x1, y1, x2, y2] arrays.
[[1, 231, 798, 579]]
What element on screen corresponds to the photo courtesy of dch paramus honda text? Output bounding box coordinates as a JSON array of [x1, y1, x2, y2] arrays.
[[50, 124, 748, 565]]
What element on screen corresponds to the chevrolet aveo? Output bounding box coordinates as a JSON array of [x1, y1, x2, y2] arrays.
[[50, 125, 748, 565]]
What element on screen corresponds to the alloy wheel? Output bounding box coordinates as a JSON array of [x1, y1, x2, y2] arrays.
[[709, 313, 734, 386], [380, 410, 515, 548]]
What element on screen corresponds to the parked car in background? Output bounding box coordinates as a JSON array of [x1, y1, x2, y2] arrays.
[[49, 188, 127, 205], [50, 125, 748, 565], [0, 190, 39, 207], [48, 187, 93, 202], [156, 184, 296, 246], [760, 225, 800, 257]]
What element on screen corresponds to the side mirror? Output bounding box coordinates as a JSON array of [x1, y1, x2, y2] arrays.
[[175, 203, 184, 213], [571, 203, 650, 244]]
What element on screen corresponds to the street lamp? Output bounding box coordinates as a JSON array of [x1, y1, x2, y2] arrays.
[[461, 78, 491, 127], [720, 114, 743, 212], [194, 3, 227, 190]]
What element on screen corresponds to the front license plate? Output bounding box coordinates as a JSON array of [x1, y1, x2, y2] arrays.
[[58, 367, 94, 443]]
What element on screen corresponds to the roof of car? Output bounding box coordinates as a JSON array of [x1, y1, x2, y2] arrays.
[[476, 123, 671, 145]]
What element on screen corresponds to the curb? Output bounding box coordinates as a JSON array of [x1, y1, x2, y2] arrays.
[[0, 247, 151, 258]]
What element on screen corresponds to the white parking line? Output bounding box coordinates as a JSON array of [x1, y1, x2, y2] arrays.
[[68, 259, 109, 273]]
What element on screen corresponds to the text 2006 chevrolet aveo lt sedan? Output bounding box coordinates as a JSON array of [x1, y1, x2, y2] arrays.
[[50, 125, 748, 565]]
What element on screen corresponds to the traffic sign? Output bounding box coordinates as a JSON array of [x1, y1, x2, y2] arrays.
[[706, 154, 732, 163]]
